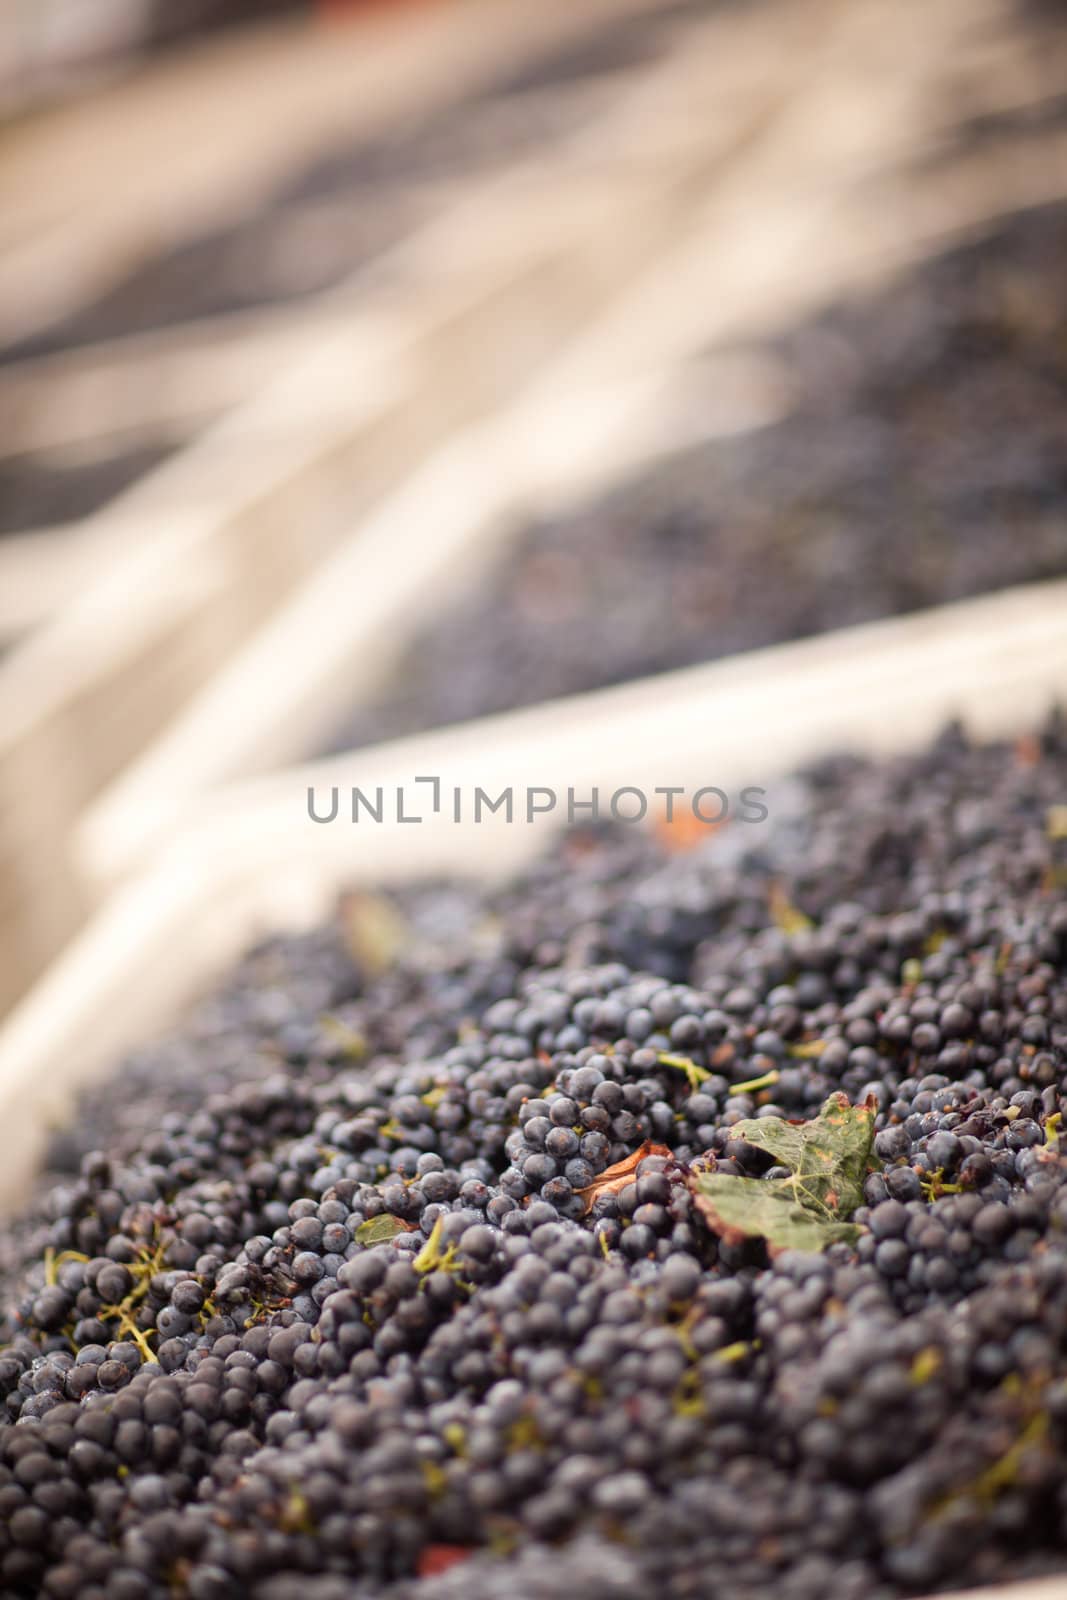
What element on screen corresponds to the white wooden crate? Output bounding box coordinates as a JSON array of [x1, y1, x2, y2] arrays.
[[0, 0, 837, 1011]]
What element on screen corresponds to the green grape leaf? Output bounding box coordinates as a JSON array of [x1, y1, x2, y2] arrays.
[[355, 1214, 415, 1246], [691, 1174, 865, 1254], [690, 1093, 877, 1256], [340, 890, 408, 977]]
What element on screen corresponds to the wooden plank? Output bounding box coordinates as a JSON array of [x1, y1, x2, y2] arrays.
[[0, 0, 671, 344], [0, 525, 102, 641], [0, 0, 812, 464], [0, 262, 415, 459]]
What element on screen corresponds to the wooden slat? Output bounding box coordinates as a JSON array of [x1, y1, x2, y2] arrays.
[[0, 0, 673, 344]]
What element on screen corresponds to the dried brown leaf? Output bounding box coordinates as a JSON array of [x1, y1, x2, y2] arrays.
[[576, 1141, 672, 1214]]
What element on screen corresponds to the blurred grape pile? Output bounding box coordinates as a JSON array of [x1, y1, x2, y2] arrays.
[[323, 198, 1067, 752]]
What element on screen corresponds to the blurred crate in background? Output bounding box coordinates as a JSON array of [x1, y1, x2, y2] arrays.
[[145, 1, 305, 52], [0, 1, 147, 116], [0, 0, 317, 118], [0, 0, 731, 1014]]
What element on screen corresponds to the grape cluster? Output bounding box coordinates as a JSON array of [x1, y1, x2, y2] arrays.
[[2, 716, 1067, 1598]]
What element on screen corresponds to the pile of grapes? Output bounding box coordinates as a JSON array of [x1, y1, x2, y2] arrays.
[[2, 715, 1067, 1599], [324, 198, 1067, 753]]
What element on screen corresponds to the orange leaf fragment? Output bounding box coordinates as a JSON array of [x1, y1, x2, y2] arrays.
[[419, 1546, 474, 1577], [654, 806, 726, 854], [576, 1141, 673, 1214]]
